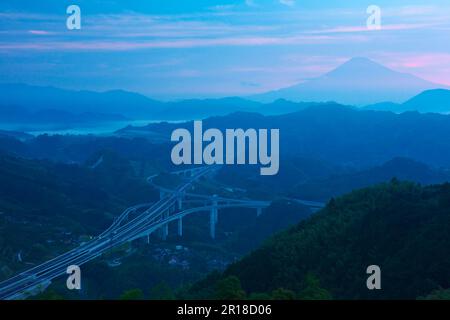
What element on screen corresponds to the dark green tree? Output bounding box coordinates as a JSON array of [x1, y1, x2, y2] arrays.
[[419, 288, 450, 300], [298, 274, 332, 300], [150, 282, 175, 300], [120, 288, 144, 300], [247, 292, 272, 300], [271, 288, 296, 300], [215, 276, 246, 300]]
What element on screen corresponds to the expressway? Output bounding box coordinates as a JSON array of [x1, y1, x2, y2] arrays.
[[0, 166, 324, 300], [0, 166, 213, 299]]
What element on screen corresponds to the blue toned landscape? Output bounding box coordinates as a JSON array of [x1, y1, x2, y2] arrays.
[[1, 0, 450, 301]]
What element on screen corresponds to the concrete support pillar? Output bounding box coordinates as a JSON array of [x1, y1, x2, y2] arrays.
[[162, 223, 168, 240], [210, 209, 217, 239], [210, 194, 219, 239], [178, 218, 183, 237], [212, 194, 219, 224], [160, 210, 169, 240], [159, 190, 165, 200], [147, 233, 151, 244], [177, 196, 183, 210], [256, 207, 262, 217]]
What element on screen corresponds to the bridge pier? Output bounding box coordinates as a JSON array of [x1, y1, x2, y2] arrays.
[[210, 194, 219, 239], [159, 190, 165, 200], [178, 218, 183, 237], [162, 223, 168, 240], [213, 195, 219, 223], [160, 210, 169, 240], [177, 195, 183, 210], [210, 209, 217, 239]]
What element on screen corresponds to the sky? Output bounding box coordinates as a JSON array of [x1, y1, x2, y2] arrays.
[[1, 0, 450, 100]]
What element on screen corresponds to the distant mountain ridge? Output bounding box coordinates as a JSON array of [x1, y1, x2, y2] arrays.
[[364, 89, 450, 114], [0, 105, 127, 124], [2, 57, 450, 126], [251, 57, 445, 105], [119, 104, 450, 168], [0, 83, 164, 120], [0, 83, 330, 122], [292, 157, 450, 201]]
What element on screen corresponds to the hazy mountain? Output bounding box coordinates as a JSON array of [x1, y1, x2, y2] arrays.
[[362, 101, 402, 112], [251, 57, 443, 105], [0, 107, 127, 124], [0, 104, 129, 133], [215, 157, 450, 201], [213, 156, 346, 199], [0, 83, 164, 119], [161, 97, 261, 120], [259, 99, 325, 115], [121, 103, 450, 167], [0, 84, 312, 122], [292, 157, 450, 201], [402, 89, 450, 113], [1, 68, 447, 124]]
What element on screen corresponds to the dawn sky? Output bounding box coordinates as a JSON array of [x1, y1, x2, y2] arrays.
[[1, 0, 450, 100]]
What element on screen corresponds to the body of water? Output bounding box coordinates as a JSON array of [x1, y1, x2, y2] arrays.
[[0, 120, 179, 136]]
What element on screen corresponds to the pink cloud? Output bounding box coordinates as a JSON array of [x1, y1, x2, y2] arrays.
[[308, 23, 431, 34], [392, 54, 450, 68], [0, 34, 368, 52], [378, 52, 450, 86], [28, 30, 52, 35]]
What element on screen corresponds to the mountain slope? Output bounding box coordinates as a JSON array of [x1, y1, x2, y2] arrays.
[[187, 181, 450, 299], [364, 89, 450, 114], [0, 84, 164, 119], [292, 157, 450, 201], [0, 84, 312, 122], [402, 89, 450, 113], [0, 153, 158, 279], [120, 104, 450, 168], [252, 57, 443, 105]]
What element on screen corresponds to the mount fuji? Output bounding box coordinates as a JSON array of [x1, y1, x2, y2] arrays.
[[251, 57, 446, 106]]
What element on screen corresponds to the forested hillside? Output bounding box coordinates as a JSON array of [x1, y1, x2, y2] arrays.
[[186, 181, 450, 299], [0, 153, 158, 280]]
